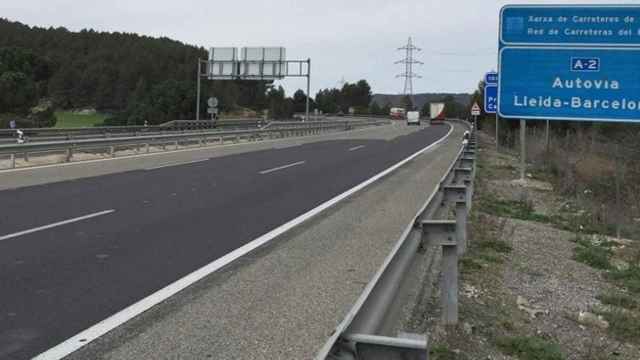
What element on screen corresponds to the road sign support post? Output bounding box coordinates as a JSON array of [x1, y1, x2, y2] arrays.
[[545, 119, 550, 153], [520, 119, 526, 181], [495, 114, 499, 152], [196, 58, 201, 121], [306, 58, 311, 122]]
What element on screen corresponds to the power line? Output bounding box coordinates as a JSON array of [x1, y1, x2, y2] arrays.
[[395, 37, 422, 108]]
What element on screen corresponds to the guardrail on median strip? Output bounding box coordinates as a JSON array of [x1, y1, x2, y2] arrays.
[[317, 121, 476, 360], [0, 118, 266, 144], [0, 119, 390, 170]]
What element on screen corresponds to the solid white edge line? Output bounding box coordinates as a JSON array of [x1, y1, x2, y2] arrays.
[[144, 158, 209, 170], [348, 145, 366, 152], [0, 123, 392, 174], [0, 210, 116, 242], [33, 123, 454, 360], [258, 161, 306, 175]]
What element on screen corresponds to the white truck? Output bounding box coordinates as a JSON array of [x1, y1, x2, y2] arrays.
[[406, 111, 420, 125], [430, 102, 446, 122]]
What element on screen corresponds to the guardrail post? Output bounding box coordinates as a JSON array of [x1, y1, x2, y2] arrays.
[[464, 179, 474, 210], [109, 146, 115, 157], [422, 220, 458, 325], [66, 147, 73, 162], [174, 141, 179, 150], [442, 185, 467, 209], [459, 156, 474, 170], [145, 143, 150, 153], [10, 153, 15, 168], [24, 152, 29, 162], [455, 201, 468, 254], [453, 168, 472, 185]]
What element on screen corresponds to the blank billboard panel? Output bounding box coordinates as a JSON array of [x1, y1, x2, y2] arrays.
[[241, 47, 286, 61], [209, 47, 237, 62], [239, 47, 286, 79]]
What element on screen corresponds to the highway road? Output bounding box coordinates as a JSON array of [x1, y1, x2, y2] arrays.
[[0, 122, 454, 359]]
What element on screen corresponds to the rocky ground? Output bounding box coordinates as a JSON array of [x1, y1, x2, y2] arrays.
[[424, 131, 640, 360]]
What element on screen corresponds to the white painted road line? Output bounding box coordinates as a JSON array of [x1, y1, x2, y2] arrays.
[[33, 124, 453, 360], [145, 159, 209, 170], [0, 210, 116, 242], [348, 145, 366, 152], [259, 161, 306, 175]]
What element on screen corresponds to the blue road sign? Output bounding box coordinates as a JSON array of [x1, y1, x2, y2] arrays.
[[485, 72, 498, 85], [501, 5, 640, 47], [484, 85, 497, 114], [499, 47, 640, 122], [499, 5, 640, 122]]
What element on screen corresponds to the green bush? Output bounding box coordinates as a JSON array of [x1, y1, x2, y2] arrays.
[[430, 344, 457, 360], [496, 336, 565, 360], [596, 309, 640, 343], [597, 292, 639, 311], [479, 239, 513, 254], [479, 196, 551, 223], [573, 244, 612, 270], [606, 265, 640, 294]]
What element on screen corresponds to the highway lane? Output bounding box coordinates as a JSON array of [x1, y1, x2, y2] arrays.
[[0, 123, 451, 359]]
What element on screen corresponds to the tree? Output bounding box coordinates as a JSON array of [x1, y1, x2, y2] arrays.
[[315, 88, 340, 114], [381, 103, 391, 116], [369, 102, 381, 115], [292, 89, 309, 113], [420, 102, 430, 117], [266, 86, 293, 119]]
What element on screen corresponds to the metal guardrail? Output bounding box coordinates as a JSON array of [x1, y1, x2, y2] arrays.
[[317, 121, 476, 360], [0, 119, 389, 170], [0, 118, 265, 144]]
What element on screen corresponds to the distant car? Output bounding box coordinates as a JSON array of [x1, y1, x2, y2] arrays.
[[406, 111, 420, 126]]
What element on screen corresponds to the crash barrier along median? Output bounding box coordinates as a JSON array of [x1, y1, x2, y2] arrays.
[[317, 122, 476, 360], [0, 119, 389, 170]]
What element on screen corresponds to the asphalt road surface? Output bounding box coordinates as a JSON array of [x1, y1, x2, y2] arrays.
[[0, 123, 451, 359]]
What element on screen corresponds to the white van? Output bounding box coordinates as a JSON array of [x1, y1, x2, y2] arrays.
[[406, 111, 420, 125]]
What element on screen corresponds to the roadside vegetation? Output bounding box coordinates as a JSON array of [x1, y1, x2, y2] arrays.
[[54, 111, 108, 128], [423, 122, 640, 359]]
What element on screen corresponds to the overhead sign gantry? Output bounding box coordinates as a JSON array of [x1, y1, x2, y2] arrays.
[[196, 47, 311, 122]]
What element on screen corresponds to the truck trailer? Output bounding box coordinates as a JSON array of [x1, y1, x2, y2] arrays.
[[430, 102, 446, 121]]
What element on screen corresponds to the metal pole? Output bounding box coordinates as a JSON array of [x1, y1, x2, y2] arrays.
[[520, 119, 526, 180], [615, 143, 622, 239], [196, 58, 201, 121], [306, 58, 311, 122], [545, 119, 550, 152], [442, 243, 459, 325], [495, 113, 499, 152]]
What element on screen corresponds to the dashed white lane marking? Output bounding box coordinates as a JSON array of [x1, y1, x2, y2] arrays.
[[258, 161, 306, 175], [0, 210, 116, 242], [145, 159, 209, 170], [348, 145, 366, 152]]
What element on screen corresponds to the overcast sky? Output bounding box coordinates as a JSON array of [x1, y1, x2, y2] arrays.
[[4, 0, 639, 96]]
